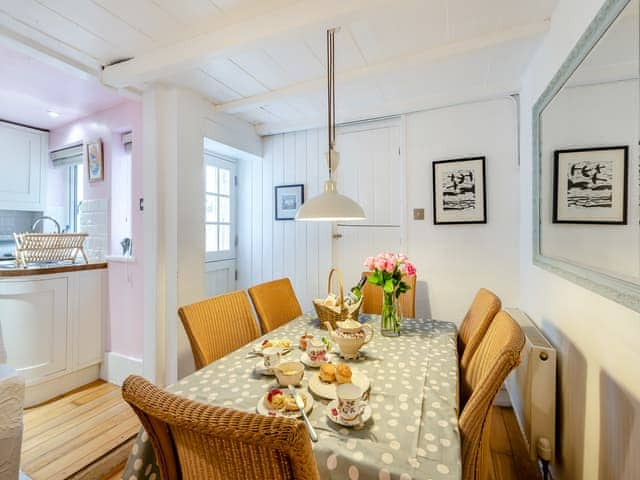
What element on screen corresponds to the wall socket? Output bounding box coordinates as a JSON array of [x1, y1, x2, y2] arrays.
[[413, 208, 425, 220]]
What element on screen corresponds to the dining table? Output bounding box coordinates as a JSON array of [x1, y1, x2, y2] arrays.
[[122, 313, 461, 479]]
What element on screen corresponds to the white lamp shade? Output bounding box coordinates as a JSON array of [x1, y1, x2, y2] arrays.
[[295, 180, 366, 221]]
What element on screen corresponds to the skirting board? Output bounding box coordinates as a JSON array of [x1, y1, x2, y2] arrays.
[[101, 352, 143, 386], [25, 364, 100, 408]]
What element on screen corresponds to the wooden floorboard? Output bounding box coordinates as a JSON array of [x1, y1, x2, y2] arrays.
[[21, 380, 139, 480], [100, 465, 124, 480], [490, 406, 542, 480]]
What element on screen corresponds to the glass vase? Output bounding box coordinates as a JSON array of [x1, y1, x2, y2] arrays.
[[381, 291, 401, 337]]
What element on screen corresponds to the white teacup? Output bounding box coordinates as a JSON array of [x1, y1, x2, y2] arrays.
[[263, 346, 282, 370], [336, 384, 366, 422], [307, 339, 328, 365]]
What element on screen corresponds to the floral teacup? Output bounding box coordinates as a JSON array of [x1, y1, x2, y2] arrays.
[[307, 339, 328, 365], [263, 347, 282, 370], [336, 384, 366, 422]]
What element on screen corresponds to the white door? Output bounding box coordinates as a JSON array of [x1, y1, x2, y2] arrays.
[[205, 153, 237, 296], [332, 120, 403, 287]]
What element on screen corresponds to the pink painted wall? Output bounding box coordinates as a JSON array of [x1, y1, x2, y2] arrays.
[[49, 100, 144, 360]]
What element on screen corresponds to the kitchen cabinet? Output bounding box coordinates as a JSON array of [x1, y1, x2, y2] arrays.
[[0, 122, 48, 211], [0, 277, 68, 382], [0, 265, 107, 406]]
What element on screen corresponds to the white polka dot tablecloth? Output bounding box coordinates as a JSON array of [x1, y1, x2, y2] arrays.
[[122, 314, 461, 480]]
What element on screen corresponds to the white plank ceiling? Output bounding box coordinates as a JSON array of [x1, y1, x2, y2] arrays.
[[0, 0, 561, 134]]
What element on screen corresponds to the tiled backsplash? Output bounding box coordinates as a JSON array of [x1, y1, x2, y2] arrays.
[[0, 210, 43, 239], [79, 199, 108, 261]]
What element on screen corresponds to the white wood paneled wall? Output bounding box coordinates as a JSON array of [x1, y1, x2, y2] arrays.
[[238, 129, 333, 310]]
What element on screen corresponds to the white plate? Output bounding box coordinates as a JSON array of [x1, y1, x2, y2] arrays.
[[308, 369, 371, 400], [326, 399, 372, 427], [300, 352, 334, 368], [252, 339, 293, 354], [256, 388, 314, 418]]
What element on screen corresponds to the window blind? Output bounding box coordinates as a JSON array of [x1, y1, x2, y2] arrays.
[[50, 143, 83, 167]]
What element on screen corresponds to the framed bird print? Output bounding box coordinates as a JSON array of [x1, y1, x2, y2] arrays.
[[553, 146, 628, 224], [432, 156, 487, 224]]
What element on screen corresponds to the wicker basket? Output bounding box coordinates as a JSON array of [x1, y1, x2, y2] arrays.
[[14, 233, 89, 267], [313, 268, 362, 330]]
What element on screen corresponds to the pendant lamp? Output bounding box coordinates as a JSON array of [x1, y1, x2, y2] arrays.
[[295, 28, 366, 222]]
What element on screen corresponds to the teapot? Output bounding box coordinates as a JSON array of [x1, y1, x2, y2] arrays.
[[324, 318, 374, 359]]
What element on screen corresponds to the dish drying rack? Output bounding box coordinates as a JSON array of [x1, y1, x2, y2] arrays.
[[13, 233, 89, 267]]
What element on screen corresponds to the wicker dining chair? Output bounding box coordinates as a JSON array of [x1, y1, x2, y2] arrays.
[[248, 278, 302, 333], [361, 272, 417, 318], [122, 375, 321, 480], [459, 310, 525, 480], [179, 290, 260, 370], [458, 288, 501, 371]]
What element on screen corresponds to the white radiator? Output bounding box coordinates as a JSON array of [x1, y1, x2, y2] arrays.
[[504, 308, 556, 463]]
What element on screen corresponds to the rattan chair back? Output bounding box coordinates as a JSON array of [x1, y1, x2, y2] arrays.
[[122, 375, 321, 480], [178, 290, 260, 370], [458, 288, 501, 371], [248, 278, 302, 333], [459, 311, 525, 480]]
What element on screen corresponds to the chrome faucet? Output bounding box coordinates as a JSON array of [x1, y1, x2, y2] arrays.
[[31, 216, 61, 234]]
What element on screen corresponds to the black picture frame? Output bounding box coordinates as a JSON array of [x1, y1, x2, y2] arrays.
[[275, 184, 304, 221], [432, 156, 487, 225], [552, 146, 628, 225]]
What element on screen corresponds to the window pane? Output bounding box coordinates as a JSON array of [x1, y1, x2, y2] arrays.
[[76, 163, 84, 204], [219, 224, 230, 251], [219, 196, 230, 223], [206, 224, 218, 252], [206, 195, 218, 222], [206, 166, 218, 193], [219, 168, 231, 195]]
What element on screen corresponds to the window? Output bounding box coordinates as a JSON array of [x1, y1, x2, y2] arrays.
[[68, 163, 84, 233], [205, 154, 236, 262]]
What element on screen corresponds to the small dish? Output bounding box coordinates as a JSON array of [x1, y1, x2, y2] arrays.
[[326, 399, 372, 427], [273, 361, 304, 386], [252, 338, 293, 355]]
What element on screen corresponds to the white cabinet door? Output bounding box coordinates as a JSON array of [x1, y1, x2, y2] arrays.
[[0, 122, 47, 210], [74, 270, 105, 368], [0, 277, 68, 382]]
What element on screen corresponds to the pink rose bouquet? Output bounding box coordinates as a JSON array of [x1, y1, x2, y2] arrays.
[[363, 252, 416, 335]]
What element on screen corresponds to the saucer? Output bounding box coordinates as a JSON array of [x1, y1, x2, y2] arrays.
[[300, 352, 333, 368], [254, 359, 276, 376], [326, 400, 372, 427], [337, 350, 366, 361]]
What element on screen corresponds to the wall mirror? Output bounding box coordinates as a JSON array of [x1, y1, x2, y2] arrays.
[[533, 0, 640, 311]]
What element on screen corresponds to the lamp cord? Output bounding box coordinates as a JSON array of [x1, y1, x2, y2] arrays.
[[327, 28, 337, 179]]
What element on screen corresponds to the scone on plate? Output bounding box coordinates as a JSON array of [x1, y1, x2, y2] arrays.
[[266, 388, 285, 410], [335, 364, 352, 384], [319, 363, 336, 383], [283, 393, 306, 411]]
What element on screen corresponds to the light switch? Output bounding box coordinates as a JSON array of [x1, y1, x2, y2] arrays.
[[413, 208, 425, 220]]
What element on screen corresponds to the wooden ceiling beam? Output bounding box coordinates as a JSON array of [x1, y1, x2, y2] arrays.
[[102, 0, 393, 88], [216, 19, 550, 115]]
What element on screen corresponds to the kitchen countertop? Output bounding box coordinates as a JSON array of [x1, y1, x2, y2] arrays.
[[0, 261, 108, 277]]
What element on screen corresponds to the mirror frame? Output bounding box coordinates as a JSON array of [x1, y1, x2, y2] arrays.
[[532, 0, 640, 312]]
